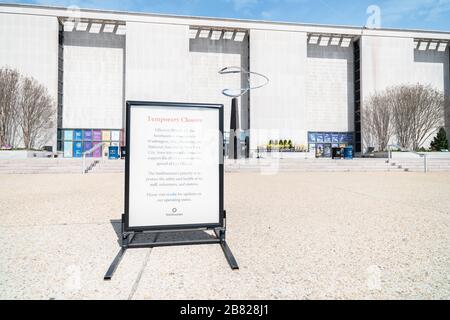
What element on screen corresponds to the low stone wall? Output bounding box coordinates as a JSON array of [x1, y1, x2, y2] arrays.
[[0, 150, 54, 159], [252, 151, 313, 159], [391, 152, 450, 159]]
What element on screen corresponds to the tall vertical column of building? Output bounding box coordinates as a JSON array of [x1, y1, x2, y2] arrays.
[[62, 21, 125, 130], [306, 34, 355, 142], [249, 30, 307, 151], [57, 21, 64, 150], [353, 39, 361, 153], [444, 42, 450, 147]]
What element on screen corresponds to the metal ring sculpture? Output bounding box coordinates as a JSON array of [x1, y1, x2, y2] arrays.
[[218, 66, 269, 98]]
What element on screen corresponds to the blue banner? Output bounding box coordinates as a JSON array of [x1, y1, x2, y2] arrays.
[[346, 133, 354, 142], [73, 130, 83, 141], [73, 141, 83, 158], [108, 146, 120, 160], [64, 130, 73, 141], [316, 134, 324, 143], [84, 130, 92, 141], [63, 142, 73, 158], [309, 132, 354, 146]]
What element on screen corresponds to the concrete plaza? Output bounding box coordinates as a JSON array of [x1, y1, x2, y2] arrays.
[[0, 172, 449, 300]]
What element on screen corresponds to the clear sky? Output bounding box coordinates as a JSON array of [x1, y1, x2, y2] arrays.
[[4, 0, 450, 32]]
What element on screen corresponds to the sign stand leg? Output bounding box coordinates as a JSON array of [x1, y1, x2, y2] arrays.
[[104, 247, 127, 281], [104, 214, 131, 280], [217, 228, 239, 270], [214, 210, 239, 270]]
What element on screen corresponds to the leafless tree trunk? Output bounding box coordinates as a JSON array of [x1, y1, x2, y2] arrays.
[[389, 86, 414, 149], [0, 68, 20, 147], [17, 77, 55, 149], [390, 84, 445, 150], [362, 92, 393, 151]]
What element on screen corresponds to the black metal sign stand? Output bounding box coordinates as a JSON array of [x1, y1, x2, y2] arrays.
[[104, 212, 238, 280], [104, 101, 239, 281]]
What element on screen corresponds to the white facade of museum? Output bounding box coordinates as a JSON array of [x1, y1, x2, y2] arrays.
[[0, 3, 449, 156]]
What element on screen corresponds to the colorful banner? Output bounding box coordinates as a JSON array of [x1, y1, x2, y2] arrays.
[[63, 141, 73, 158], [93, 143, 102, 158], [111, 130, 120, 141], [324, 144, 332, 158], [102, 130, 111, 141], [84, 141, 93, 157], [73, 130, 83, 141], [84, 130, 93, 141], [108, 146, 120, 160], [93, 130, 102, 141], [346, 133, 354, 142], [316, 144, 324, 157], [73, 141, 83, 158], [64, 130, 73, 141]]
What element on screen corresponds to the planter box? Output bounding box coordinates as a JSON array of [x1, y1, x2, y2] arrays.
[[252, 151, 313, 159]]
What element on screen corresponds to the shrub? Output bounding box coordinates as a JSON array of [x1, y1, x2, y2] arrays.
[[430, 128, 448, 151]]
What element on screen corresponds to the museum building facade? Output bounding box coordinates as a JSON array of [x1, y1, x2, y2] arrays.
[[0, 3, 449, 157]]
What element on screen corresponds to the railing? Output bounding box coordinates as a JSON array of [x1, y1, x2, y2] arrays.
[[387, 144, 428, 173], [82, 142, 105, 174]]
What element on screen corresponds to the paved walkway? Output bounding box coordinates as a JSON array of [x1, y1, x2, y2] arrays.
[[0, 172, 449, 299]]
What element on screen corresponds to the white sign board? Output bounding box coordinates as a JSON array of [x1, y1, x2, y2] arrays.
[[125, 102, 223, 231]]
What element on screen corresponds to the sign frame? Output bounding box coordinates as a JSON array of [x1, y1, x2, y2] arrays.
[[124, 101, 225, 233]]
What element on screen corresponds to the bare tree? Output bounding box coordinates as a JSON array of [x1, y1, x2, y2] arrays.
[[0, 68, 20, 147], [390, 84, 445, 150], [388, 86, 414, 149], [16, 77, 55, 149], [362, 92, 393, 151]]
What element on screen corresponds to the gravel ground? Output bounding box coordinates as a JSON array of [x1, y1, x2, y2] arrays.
[[0, 172, 449, 300]]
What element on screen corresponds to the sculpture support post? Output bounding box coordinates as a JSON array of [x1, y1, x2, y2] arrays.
[[219, 66, 269, 160], [229, 98, 240, 160]]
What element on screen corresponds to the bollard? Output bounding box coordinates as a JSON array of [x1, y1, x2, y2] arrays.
[[424, 154, 428, 173]]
